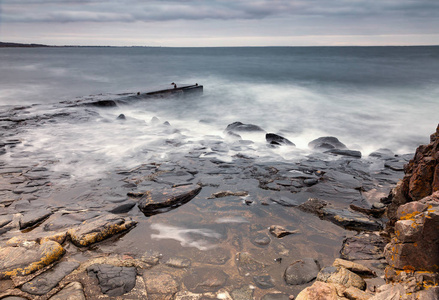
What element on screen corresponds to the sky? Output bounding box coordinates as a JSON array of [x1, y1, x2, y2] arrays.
[[1, 0, 439, 47]]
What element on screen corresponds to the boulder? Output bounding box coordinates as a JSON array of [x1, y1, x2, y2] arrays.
[[0, 240, 65, 279], [21, 261, 80, 295], [87, 264, 136, 297], [225, 121, 265, 132], [143, 272, 179, 300], [284, 258, 320, 285], [308, 137, 347, 150], [67, 214, 136, 247], [49, 281, 86, 300], [137, 184, 201, 216], [266, 133, 295, 146]]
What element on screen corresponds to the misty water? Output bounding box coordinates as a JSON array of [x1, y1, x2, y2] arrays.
[[1, 46, 438, 297]]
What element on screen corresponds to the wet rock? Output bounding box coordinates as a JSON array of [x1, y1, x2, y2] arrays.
[[117, 113, 126, 120], [137, 184, 201, 216], [108, 201, 136, 214], [165, 257, 191, 268], [49, 281, 86, 300], [269, 225, 299, 238], [270, 196, 301, 207], [21, 261, 80, 295], [340, 234, 387, 261], [236, 252, 265, 274], [231, 285, 254, 300], [308, 137, 347, 150], [295, 281, 343, 300], [304, 178, 318, 186], [325, 149, 362, 158], [253, 275, 275, 289], [317, 266, 366, 290], [143, 272, 179, 300], [43, 211, 101, 231], [332, 259, 375, 276], [140, 249, 162, 265], [369, 148, 394, 159], [0, 240, 65, 278], [284, 258, 320, 285], [208, 190, 248, 199], [67, 214, 137, 247], [261, 293, 291, 300], [266, 133, 295, 146], [87, 264, 136, 297], [19, 208, 53, 229], [183, 267, 228, 293], [226, 121, 265, 132], [252, 234, 271, 246]]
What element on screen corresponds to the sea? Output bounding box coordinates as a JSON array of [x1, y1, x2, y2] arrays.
[[1, 47, 438, 295]]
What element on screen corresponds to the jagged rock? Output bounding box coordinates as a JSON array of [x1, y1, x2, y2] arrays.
[[137, 184, 201, 216], [87, 264, 136, 297], [183, 268, 228, 293], [332, 259, 375, 276], [236, 252, 265, 274], [19, 208, 52, 229], [225, 121, 265, 132], [269, 225, 299, 238], [67, 214, 137, 247], [21, 261, 80, 295], [284, 258, 320, 285], [308, 136, 347, 150], [0, 240, 65, 279], [266, 133, 295, 146], [49, 281, 86, 300], [295, 281, 345, 300], [143, 272, 179, 300], [340, 234, 387, 261], [317, 266, 366, 290]]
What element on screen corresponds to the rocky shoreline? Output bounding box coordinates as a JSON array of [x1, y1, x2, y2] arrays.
[[0, 98, 437, 299]]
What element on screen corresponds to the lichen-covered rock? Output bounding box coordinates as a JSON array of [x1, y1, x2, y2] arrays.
[[67, 214, 137, 247], [0, 240, 65, 279], [137, 184, 201, 216]]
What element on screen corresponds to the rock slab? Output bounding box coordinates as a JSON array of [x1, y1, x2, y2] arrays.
[[87, 264, 137, 297]]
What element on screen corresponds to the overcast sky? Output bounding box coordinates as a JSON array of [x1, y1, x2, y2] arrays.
[[1, 0, 439, 46]]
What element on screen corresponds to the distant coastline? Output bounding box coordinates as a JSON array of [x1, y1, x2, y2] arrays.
[[0, 42, 52, 48]]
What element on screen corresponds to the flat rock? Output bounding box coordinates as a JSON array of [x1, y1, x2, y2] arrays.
[[49, 281, 86, 300], [67, 214, 137, 247], [269, 225, 299, 238], [21, 261, 80, 295], [340, 234, 387, 261], [317, 266, 366, 290], [284, 258, 320, 285], [183, 267, 228, 293], [19, 208, 53, 229], [137, 184, 201, 216], [0, 241, 65, 279], [143, 272, 179, 300], [87, 264, 136, 297]]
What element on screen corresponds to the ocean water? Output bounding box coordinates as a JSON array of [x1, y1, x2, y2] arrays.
[[1, 46, 438, 180]]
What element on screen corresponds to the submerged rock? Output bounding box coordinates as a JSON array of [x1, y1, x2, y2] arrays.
[[87, 264, 136, 297], [143, 272, 179, 300], [0, 240, 65, 278], [253, 275, 275, 289], [183, 268, 228, 293], [67, 214, 137, 247], [137, 184, 201, 216], [236, 252, 266, 274], [269, 225, 299, 238], [21, 261, 80, 295], [284, 258, 320, 285]]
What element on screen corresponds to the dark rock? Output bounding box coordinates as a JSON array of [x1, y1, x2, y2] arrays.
[[21, 261, 79, 295], [325, 149, 362, 158], [350, 204, 386, 218], [138, 184, 201, 216], [269, 225, 299, 238], [253, 275, 275, 289], [87, 264, 136, 297], [19, 208, 53, 229], [0, 241, 65, 278], [266, 133, 295, 146], [183, 268, 228, 293], [304, 178, 319, 186], [117, 113, 126, 120], [226, 121, 265, 132], [108, 201, 136, 214], [43, 211, 100, 231], [86, 100, 117, 107], [340, 233, 387, 260], [49, 281, 86, 300], [261, 293, 290, 300], [67, 214, 137, 247], [308, 136, 347, 150], [284, 258, 320, 285]]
